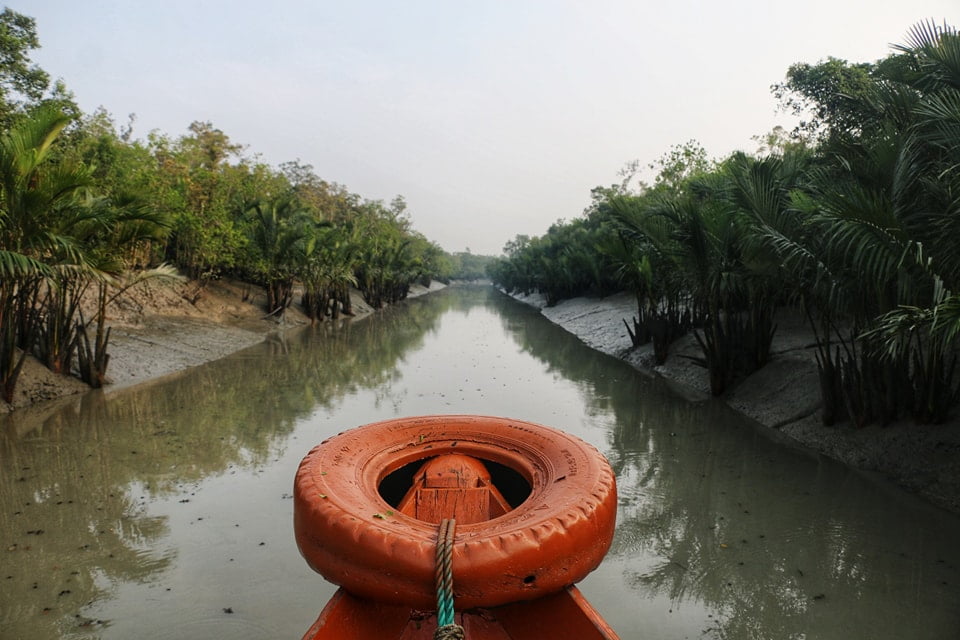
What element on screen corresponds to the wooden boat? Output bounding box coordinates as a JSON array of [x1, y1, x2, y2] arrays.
[[294, 415, 621, 640], [301, 585, 619, 639]]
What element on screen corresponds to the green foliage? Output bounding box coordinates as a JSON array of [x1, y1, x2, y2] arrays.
[[646, 140, 712, 193], [243, 196, 310, 315], [0, 8, 50, 127], [0, 106, 91, 393], [447, 251, 495, 281], [0, 101, 452, 396], [759, 20, 960, 424], [0, 105, 174, 396], [488, 218, 620, 306], [301, 224, 357, 322], [772, 56, 889, 144], [21, 7, 960, 433], [492, 19, 960, 425], [351, 200, 423, 308], [156, 123, 249, 278], [602, 192, 692, 363], [0, 9, 464, 401]]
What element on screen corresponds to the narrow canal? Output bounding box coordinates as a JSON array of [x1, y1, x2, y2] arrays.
[[1, 285, 959, 639]]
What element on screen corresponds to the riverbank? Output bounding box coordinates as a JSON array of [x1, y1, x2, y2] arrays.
[[3, 276, 446, 411], [510, 290, 960, 515], [9, 281, 957, 513]]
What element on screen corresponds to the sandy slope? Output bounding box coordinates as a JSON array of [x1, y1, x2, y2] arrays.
[[512, 290, 960, 514], [3, 276, 444, 408]]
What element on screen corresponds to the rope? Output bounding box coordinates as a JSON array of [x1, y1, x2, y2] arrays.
[[435, 518, 456, 626], [434, 624, 465, 640], [434, 518, 465, 640]]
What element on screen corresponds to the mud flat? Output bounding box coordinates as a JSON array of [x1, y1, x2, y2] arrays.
[[3, 277, 445, 410], [510, 290, 960, 514]]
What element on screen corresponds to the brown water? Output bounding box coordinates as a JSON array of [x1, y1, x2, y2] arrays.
[[1, 285, 958, 640]]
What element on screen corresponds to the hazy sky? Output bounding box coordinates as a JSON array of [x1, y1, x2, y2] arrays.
[[26, 1, 958, 255]]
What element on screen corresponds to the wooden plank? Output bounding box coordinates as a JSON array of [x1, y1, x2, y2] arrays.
[[415, 488, 491, 524]]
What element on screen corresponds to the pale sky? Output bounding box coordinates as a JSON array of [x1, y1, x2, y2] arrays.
[[25, 1, 959, 255]]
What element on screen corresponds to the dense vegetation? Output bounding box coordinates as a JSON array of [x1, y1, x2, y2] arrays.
[[0, 8, 496, 401], [490, 20, 960, 427]]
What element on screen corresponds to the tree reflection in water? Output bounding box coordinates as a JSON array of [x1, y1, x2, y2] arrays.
[[494, 289, 960, 639], [1, 286, 958, 640], [0, 296, 450, 639]]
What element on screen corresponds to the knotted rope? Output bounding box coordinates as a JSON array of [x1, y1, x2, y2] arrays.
[[434, 518, 465, 640]]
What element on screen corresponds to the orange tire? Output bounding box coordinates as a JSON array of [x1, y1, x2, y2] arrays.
[[294, 415, 617, 610]]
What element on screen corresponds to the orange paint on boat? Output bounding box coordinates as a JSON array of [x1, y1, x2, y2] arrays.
[[302, 586, 619, 640], [294, 415, 621, 639], [396, 453, 512, 524]]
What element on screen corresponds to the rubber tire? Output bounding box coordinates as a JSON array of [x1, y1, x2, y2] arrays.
[[294, 415, 617, 609]]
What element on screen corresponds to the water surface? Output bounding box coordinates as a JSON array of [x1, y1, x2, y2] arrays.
[[1, 285, 958, 639]]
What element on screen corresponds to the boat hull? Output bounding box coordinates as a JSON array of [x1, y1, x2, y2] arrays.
[[302, 585, 620, 640]]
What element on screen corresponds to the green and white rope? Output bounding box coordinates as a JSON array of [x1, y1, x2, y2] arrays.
[[434, 518, 464, 640]]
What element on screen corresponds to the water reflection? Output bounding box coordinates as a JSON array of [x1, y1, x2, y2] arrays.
[[0, 285, 958, 640], [493, 289, 960, 639], [0, 297, 451, 639]]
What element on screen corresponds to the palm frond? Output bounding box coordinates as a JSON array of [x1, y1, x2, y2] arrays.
[[0, 250, 50, 280]]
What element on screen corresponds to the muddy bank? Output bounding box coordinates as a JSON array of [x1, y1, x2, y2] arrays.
[[510, 290, 960, 514], [3, 277, 446, 410]]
